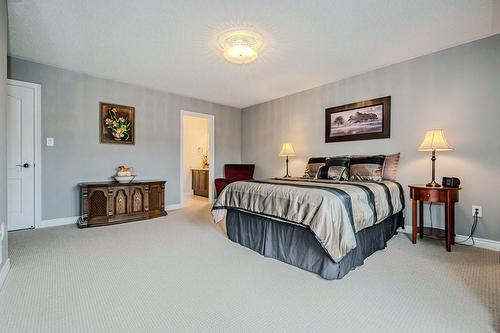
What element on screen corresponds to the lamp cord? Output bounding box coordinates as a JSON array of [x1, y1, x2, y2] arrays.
[[457, 211, 478, 246], [429, 202, 433, 231], [428, 203, 478, 246]]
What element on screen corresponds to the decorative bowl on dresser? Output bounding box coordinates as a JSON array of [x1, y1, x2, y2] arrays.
[[78, 180, 167, 228]]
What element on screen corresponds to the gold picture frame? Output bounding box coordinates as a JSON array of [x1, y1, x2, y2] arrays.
[[100, 102, 135, 145]]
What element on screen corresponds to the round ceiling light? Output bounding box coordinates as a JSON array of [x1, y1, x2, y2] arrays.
[[217, 30, 263, 64]]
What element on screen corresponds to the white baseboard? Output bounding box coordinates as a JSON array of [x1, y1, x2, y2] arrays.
[[38, 206, 186, 226], [166, 203, 183, 211], [399, 226, 499, 251], [0, 258, 11, 290], [183, 190, 194, 196], [38, 216, 78, 229], [453, 234, 500, 251]]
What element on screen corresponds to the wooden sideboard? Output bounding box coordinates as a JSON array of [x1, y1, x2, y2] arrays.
[[77, 180, 167, 228], [192, 168, 209, 197]]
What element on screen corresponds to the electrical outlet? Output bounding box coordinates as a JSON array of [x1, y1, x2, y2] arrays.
[[472, 205, 482, 218]]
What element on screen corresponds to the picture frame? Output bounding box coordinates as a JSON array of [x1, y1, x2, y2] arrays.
[[100, 102, 135, 145], [325, 96, 391, 143]]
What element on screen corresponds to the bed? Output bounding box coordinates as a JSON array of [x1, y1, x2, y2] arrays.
[[211, 177, 405, 279]]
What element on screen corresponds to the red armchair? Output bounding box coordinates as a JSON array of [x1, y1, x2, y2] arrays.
[[215, 164, 255, 196]]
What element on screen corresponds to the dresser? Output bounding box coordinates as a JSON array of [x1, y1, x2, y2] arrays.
[[77, 180, 167, 228], [192, 169, 209, 197]]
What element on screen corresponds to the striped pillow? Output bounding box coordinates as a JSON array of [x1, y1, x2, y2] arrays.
[[304, 157, 326, 178], [382, 153, 400, 181], [316, 157, 350, 180], [349, 155, 386, 181], [316, 165, 349, 181]]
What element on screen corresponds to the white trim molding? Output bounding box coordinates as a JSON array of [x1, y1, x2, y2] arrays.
[[400, 226, 499, 251], [39, 210, 193, 226], [7, 79, 42, 229], [38, 216, 78, 229], [0, 259, 11, 290], [166, 203, 183, 211]]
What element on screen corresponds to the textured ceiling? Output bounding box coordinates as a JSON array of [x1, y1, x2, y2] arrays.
[[7, 0, 500, 108]]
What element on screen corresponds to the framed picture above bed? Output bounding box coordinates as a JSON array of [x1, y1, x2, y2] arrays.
[[325, 96, 391, 143]]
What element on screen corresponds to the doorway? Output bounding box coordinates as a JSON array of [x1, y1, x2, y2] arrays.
[[6, 80, 42, 231], [180, 111, 214, 208]]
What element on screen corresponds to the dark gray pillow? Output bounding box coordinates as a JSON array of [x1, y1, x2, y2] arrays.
[[325, 156, 351, 180], [304, 157, 326, 178], [316, 165, 349, 181]]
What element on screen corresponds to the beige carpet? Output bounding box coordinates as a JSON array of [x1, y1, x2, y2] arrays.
[[0, 200, 498, 333]]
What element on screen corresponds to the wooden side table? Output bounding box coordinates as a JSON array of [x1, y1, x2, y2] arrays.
[[408, 185, 461, 251]]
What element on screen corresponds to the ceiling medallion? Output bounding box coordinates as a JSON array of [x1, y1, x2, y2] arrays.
[[217, 29, 263, 64]]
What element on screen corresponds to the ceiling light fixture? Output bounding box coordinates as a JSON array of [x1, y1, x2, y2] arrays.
[[217, 30, 263, 64]]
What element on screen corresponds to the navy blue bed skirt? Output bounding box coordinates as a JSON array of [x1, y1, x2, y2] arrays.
[[226, 210, 404, 279]]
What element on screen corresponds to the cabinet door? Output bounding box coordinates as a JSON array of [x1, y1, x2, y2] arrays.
[[195, 170, 208, 197], [111, 186, 130, 216], [85, 187, 110, 225], [192, 170, 199, 192], [130, 186, 146, 214], [200, 171, 208, 193], [148, 184, 163, 212], [192, 170, 208, 197]]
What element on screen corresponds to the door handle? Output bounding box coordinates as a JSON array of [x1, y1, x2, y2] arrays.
[[16, 163, 30, 168]]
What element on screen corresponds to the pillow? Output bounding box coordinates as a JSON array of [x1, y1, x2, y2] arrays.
[[325, 156, 350, 168], [349, 155, 386, 181], [316, 165, 349, 181], [304, 157, 326, 178], [382, 153, 400, 181], [320, 156, 351, 180]]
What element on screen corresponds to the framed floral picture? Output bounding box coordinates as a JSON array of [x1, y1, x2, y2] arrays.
[[100, 102, 135, 144]]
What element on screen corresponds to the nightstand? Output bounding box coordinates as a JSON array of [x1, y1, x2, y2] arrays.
[[408, 185, 461, 251]]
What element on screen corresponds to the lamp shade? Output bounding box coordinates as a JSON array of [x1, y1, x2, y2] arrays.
[[418, 129, 453, 151], [279, 143, 296, 156]]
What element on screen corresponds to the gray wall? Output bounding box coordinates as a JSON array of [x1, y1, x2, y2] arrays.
[[0, 0, 8, 273], [242, 34, 500, 241], [8, 58, 241, 220]]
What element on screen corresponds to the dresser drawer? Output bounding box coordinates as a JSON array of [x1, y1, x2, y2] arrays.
[[411, 189, 447, 202]]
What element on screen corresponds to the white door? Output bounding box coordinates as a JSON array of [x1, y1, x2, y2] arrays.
[[7, 84, 35, 230]]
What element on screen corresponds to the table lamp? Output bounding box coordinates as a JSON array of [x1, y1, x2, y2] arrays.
[[279, 143, 296, 178], [418, 129, 453, 187]]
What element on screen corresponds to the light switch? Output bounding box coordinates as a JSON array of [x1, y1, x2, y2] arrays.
[[46, 137, 54, 146]]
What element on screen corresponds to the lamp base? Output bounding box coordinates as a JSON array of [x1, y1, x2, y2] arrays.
[[283, 156, 291, 178], [426, 150, 441, 187], [425, 180, 442, 187]]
